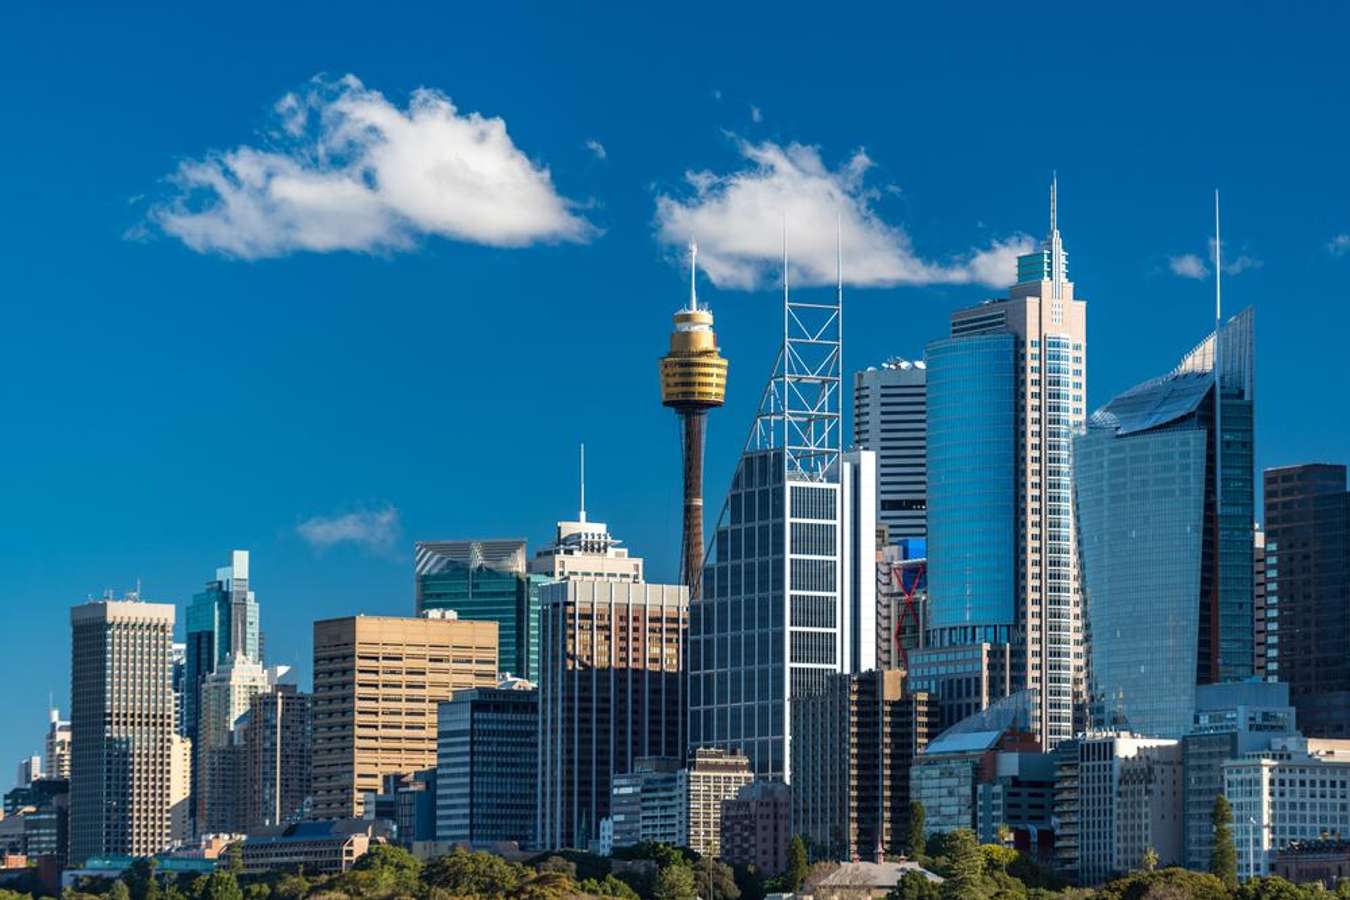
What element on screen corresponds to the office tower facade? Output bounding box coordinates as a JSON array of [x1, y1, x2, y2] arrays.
[[197, 656, 280, 832], [792, 669, 934, 860], [536, 516, 687, 850], [243, 684, 312, 829], [1054, 735, 1183, 885], [435, 682, 537, 846], [415, 539, 540, 680], [172, 642, 187, 736], [1180, 681, 1296, 871], [876, 541, 927, 672], [1254, 530, 1271, 679], [854, 359, 928, 541], [684, 747, 754, 858], [1075, 309, 1256, 738], [1262, 464, 1350, 737], [69, 597, 176, 864], [169, 734, 192, 844], [721, 781, 792, 877], [311, 613, 498, 820], [1225, 737, 1350, 880], [607, 748, 752, 856], [926, 180, 1087, 747], [185, 551, 260, 754], [44, 710, 71, 781], [660, 244, 729, 600]]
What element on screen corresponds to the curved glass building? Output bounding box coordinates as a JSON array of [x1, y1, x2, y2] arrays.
[[1075, 308, 1254, 738]]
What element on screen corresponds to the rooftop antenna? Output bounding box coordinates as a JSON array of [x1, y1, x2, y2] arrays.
[[688, 238, 699, 310], [579, 443, 587, 523]]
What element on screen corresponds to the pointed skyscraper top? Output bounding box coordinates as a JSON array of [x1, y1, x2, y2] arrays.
[[1013, 174, 1069, 291]]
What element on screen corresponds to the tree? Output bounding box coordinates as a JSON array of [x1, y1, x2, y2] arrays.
[[535, 857, 577, 879], [423, 848, 524, 897], [785, 836, 809, 892], [1141, 847, 1159, 873], [198, 872, 242, 900], [225, 844, 243, 876], [1211, 795, 1239, 888], [652, 864, 697, 900], [887, 871, 941, 900], [940, 830, 986, 900], [691, 859, 740, 900], [126, 858, 161, 900], [109, 883, 133, 900], [907, 802, 927, 859], [508, 870, 576, 900], [578, 875, 640, 899]]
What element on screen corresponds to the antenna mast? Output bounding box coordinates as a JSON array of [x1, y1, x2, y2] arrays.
[[579, 443, 586, 523]]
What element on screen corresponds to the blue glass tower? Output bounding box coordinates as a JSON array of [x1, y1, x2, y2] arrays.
[[184, 550, 260, 751], [1075, 308, 1254, 738]]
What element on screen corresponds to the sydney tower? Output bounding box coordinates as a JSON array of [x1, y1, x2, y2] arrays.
[[659, 243, 728, 601]]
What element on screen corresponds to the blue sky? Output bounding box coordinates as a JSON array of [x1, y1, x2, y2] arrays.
[[2, 1, 1349, 768]]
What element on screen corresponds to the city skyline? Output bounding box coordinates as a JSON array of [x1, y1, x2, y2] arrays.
[[5, 2, 1350, 777]]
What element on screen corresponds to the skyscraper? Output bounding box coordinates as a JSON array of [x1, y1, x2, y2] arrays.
[[853, 359, 928, 541], [690, 243, 878, 782], [535, 511, 687, 850], [923, 178, 1087, 746], [196, 656, 285, 832], [44, 709, 70, 781], [184, 551, 260, 753], [69, 596, 176, 864], [415, 539, 540, 679], [1262, 463, 1350, 737], [660, 242, 728, 601], [311, 613, 497, 819], [1075, 309, 1255, 738], [242, 683, 312, 829]]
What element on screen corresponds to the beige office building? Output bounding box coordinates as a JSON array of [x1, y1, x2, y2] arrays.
[[170, 734, 193, 845], [196, 655, 282, 832], [685, 747, 754, 858], [311, 613, 498, 819], [69, 597, 176, 864], [942, 178, 1088, 746]]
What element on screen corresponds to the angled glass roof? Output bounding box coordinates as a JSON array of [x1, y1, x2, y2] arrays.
[[1090, 371, 1212, 436]]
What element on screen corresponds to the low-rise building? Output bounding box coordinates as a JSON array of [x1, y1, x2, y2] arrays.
[[240, 819, 392, 874], [1272, 840, 1350, 887], [1225, 736, 1350, 880], [609, 749, 753, 857], [721, 781, 791, 877]]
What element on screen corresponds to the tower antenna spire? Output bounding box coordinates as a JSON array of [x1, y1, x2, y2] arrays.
[[579, 443, 586, 523], [1050, 170, 1058, 234], [689, 238, 699, 310], [836, 211, 843, 304]]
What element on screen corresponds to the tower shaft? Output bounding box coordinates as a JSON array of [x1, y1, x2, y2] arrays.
[[680, 411, 707, 601]]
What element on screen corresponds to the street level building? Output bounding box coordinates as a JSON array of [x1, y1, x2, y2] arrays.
[[721, 781, 791, 877], [311, 613, 498, 819], [608, 748, 753, 857], [69, 596, 176, 864], [240, 819, 392, 874]]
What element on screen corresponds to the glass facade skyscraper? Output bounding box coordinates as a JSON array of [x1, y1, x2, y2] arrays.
[[184, 551, 259, 756], [1075, 308, 1255, 738], [415, 540, 540, 680]]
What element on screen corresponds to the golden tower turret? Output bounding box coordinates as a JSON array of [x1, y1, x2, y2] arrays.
[[660, 242, 727, 601]]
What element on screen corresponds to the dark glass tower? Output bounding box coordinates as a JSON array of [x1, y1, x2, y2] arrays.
[[1262, 463, 1350, 737], [1075, 308, 1255, 737], [184, 551, 259, 754]]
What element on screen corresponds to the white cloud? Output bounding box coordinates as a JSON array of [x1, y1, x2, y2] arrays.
[[1329, 234, 1350, 257], [585, 138, 607, 160], [750, 105, 763, 123], [297, 506, 400, 552], [148, 74, 594, 259], [653, 139, 1034, 289], [1169, 253, 1209, 279], [1168, 239, 1261, 279]]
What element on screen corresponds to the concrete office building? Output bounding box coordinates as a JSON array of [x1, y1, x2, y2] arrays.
[[1262, 464, 1350, 737], [721, 781, 791, 877], [435, 681, 537, 846], [169, 735, 192, 845], [792, 669, 934, 860], [877, 540, 927, 673], [1180, 681, 1296, 871], [240, 819, 391, 875], [536, 581, 687, 849], [923, 179, 1087, 747], [1076, 309, 1255, 738], [44, 710, 70, 782], [197, 656, 285, 832], [854, 359, 928, 541], [1225, 737, 1350, 880], [609, 749, 753, 857], [415, 540, 541, 681], [16, 757, 41, 788], [69, 596, 176, 864], [1053, 735, 1182, 885], [185, 552, 260, 755], [242, 684, 312, 829], [311, 613, 498, 820]]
